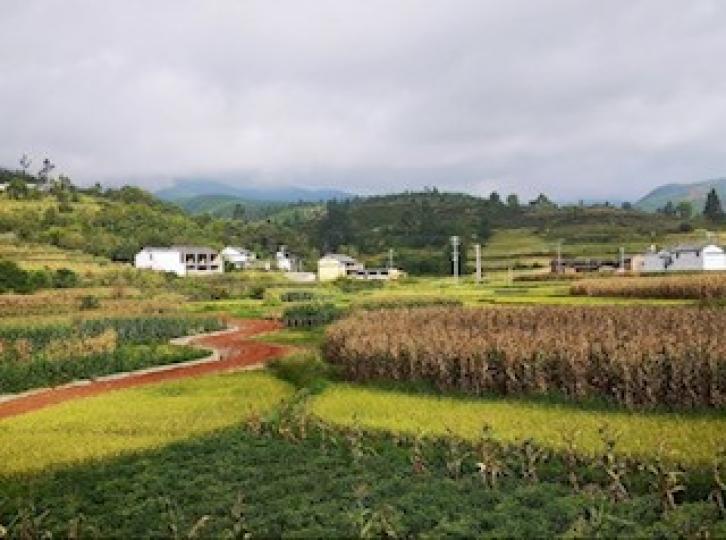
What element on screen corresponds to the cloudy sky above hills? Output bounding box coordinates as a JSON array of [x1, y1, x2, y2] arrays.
[[1, 0, 726, 200]]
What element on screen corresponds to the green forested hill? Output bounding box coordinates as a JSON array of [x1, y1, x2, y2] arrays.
[[1, 169, 711, 274], [636, 178, 726, 212], [0, 181, 315, 262], [172, 194, 291, 219]]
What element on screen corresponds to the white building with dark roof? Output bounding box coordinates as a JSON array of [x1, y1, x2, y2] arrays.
[[134, 246, 223, 276], [640, 243, 726, 272], [221, 246, 256, 269]]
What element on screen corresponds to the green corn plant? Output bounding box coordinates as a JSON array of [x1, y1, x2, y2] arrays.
[[346, 418, 376, 467], [642, 444, 686, 514], [313, 418, 339, 453], [224, 492, 252, 540], [410, 431, 429, 476], [162, 497, 210, 540], [709, 449, 726, 518], [444, 428, 469, 480], [563, 502, 635, 539], [1, 504, 52, 540], [562, 428, 583, 492], [349, 485, 402, 539], [599, 425, 629, 503], [517, 438, 546, 484], [475, 425, 506, 489]]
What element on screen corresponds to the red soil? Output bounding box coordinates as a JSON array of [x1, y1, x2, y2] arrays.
[[0, 319, 286, 420]]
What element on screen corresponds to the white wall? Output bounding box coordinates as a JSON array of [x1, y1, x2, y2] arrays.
[[134, 250, 186, 276], [703, 246, 726, 271], [641, 253, 666, 272]]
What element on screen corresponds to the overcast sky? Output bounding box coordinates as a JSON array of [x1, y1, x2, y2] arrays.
[[2, 0, 726, 200]]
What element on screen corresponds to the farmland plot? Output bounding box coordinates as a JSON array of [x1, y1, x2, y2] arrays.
[[324, 306, 726, 409]]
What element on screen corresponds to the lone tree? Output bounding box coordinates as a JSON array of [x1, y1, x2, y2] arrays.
[[703, 188, 724, 222]]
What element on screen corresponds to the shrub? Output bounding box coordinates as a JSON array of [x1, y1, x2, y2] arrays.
[[0, 260, 35, 294], [280, 290, 317, 302], [334, 279, 384, 293], [52, 268, 78, 288], [282, 303, 343, 328], [79, 295, 101, 310], [268, 352, 334, 393]]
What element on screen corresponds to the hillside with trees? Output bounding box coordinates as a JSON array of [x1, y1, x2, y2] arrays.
[[2, 166, 721, 275]]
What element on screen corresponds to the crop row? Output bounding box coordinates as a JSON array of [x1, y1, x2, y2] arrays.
[[0, 315, 223, 353], [0, 343, 206, 394], [324, 306, 726, 409], [571, 273, 726, 299]]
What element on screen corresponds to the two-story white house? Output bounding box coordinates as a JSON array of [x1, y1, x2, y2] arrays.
[[275, 246, 302, 272], [220, 246, 256, 269], [134, 246, 223, 276], [639, 244, 726, 272], [317, 253, 404, 282]]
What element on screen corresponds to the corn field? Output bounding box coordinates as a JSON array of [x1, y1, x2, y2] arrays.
[[324, 306, 726, 409], [571, 274, 726, 299]]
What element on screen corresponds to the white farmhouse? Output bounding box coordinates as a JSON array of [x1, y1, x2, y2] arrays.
[[317, 253, 404, 282], [275, 246, 302, 272], [134, 246, 223, 276], [317, 253, 364, 281], [221, 246, 256, 269], [639, 244, 726, 273]]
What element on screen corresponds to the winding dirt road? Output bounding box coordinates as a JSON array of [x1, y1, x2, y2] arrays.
[[0, 319, 287, 420]]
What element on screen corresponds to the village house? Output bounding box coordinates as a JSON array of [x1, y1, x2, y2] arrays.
[[318, 253, 365, 281], [275, 246, 302, 272], [550, 257, 638, 274], [639, 244, 726, 273], [220, 246, 256, 269], [134, 246, 223, 276], [317, 253, 404, 281]]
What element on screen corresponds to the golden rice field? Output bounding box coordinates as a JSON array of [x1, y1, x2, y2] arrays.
[[311, 384, 726, 466], [324, 306, 726, 409], [571, 273, 726, 299], [0, 371, 292, 476]]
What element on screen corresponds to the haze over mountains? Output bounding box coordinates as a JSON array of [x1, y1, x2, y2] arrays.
[[156, 176, 726, 216], [155, 179, 352, 204]]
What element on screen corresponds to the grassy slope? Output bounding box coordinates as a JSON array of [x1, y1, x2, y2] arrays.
[[0, 372, 291, 475]]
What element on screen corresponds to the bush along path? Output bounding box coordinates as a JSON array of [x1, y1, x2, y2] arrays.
[[0, 319, 287, 420]]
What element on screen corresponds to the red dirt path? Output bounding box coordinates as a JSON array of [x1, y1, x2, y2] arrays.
[[0, 319, 286, 420]]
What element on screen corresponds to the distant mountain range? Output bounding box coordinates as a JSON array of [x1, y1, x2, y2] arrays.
[[155, 179, 352, 203], [636, 178, 726, 212]]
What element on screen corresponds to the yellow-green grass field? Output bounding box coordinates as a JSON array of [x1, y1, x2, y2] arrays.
[[311, 384, 726, 467], [190, 278, 695, 323], [0, 372, 292, 476], [0, 238, 118, 276]]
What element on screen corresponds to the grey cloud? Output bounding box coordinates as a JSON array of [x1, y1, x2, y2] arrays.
[[1, 0, 726, 200]]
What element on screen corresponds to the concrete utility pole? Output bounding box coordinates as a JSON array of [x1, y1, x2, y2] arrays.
[[388, 248, 394, 269], [450, 236, 460, 282], [556, 239, 563, 274], [474, 243, 482, 284], [619, 246, 625, 273]]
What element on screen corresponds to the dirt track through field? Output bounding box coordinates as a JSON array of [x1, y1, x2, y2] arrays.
[[0, 319, 286, 420]]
